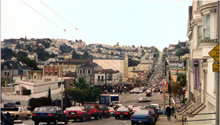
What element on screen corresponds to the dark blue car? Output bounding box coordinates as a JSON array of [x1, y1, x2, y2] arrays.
[[32, 106, 68, 125], [131, 110, 155, 125]]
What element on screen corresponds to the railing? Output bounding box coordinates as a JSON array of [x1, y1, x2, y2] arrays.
[[182, 112, 216, 125]]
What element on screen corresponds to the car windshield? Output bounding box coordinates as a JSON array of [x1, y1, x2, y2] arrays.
[[84, 105, 95, 109], [133, 110, 150, 115], [1, 108, 19, 111], [37, 107, 55, 113]]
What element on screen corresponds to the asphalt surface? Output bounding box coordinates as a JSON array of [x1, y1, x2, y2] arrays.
[[16, 91, 166, 125]]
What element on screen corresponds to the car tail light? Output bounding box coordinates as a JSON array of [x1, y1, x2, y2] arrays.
[[145, 116, 151, 119], [131, 116, 136, 119], [32, 114, 36, 116], [104, 110, 107, 113], [77, 111, 82, 114], [94, 110, 97, 113], [48, 114, 53, 116], [115, 112, 120, 114], [123, 112, 128, 115]]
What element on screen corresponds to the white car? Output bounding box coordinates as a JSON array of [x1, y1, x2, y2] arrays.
[[151, 104, 160, 109], [138, 97, 150, 103]]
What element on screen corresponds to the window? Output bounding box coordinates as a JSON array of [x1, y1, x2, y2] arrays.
[[204, 14, 210, 38], [198, 1, 203, 7], [4, 72, 7, 76], [55, 72, 57, 75], [88, 70, 90, 74], [50, 72, 53, 75], [198, 26, 202, 46], [101, 76, 104, 81], [45, 71, 48, 75], [83, 70, 85, 74], [38, 75, 41, 79], [98, 76, 100, 81]]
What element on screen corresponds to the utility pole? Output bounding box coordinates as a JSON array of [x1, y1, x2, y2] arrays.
[[216, 1, 220, 125], [61, 75, 63, 110], [168, 71, 171, 106]]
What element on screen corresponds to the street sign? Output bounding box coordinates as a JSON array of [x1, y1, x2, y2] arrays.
[[209, 44, 220, 63], [213, 63, 220, 72]]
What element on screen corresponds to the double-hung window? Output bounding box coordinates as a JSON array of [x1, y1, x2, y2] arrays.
[[204, 14, 210, 39], [198, 26, 202, 46]]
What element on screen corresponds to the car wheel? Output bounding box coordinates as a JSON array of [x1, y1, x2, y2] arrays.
[[88, 116, 91, 121], [95, 115, 98, 120], [47, 121, 51, 125], [81, 116, 86, 122], [26, 114, 30, 120], [34, 121, 39, 125], [65, 118, 69, 124], [100, 114, 102, 119], [54, 119, 58, 125], [115, 116, 117, 119], [14, 115, 19, 120]]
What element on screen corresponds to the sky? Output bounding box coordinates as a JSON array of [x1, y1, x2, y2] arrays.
[[1, 0, 192, 49]]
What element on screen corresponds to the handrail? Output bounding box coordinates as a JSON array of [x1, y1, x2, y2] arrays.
[[179, 105, 193, 115], [187, 103, 203, 115], [189, 105, 206, 117], [182, 112, 216, 125], [177, 101, 192, 113]]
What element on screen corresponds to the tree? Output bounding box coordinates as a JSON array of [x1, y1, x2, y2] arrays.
[[65, 78, 101, 105], [175, 48, 189, 60], [177, 74, 186, 87], [1, 48, 16, 60], [170, 82, 183, 103], [72, 50, 80, 59], [128, 57, 140, 66], [48, 87, 51, 99]]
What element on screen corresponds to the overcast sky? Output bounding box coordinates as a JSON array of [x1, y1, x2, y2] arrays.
[[2, 0, 192, 49]]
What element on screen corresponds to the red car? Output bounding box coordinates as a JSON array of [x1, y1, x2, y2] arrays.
[[65, 106, 91, 122], [83, 103, 102, 120]]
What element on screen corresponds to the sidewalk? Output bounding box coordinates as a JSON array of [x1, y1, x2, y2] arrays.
[[156, 115, 182, 125]]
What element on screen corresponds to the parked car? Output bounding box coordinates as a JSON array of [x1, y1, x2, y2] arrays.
[[138, 97, 150, 103], [156, 108, 166, 115], [65, 106, 91, 122], [146, 90, 152, 96], [131, 109, 155, 125], [32, 106, 69, 125], [99, 105, 110, 118], [131, 106, 143, 114], [108, 107, 115, 116], [1, 107, 32, 120], [154, 88, 160, 92], [83, 103, 102, 120], [143, 106, 158, 121], [115, 107, 132, 120], [1, 112, 14, 125]]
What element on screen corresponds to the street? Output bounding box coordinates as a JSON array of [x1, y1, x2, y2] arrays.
[[17, 91, 168, 125]]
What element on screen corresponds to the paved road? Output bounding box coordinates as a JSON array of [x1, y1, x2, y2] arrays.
[[18, 91, 166, 125]]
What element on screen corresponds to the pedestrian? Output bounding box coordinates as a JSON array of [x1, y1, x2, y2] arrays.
[[171, 105, 175, 116], [166, 105, 172, 121]]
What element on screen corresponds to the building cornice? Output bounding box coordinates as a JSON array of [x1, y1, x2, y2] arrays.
[[199, 2, 217, 15]]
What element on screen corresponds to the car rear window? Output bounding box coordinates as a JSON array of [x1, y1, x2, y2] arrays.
[[67, 107, 84, 110], [37, 107, 55, 113], [84, 105, 95, 109], [133, 110, 150, 115], [117, 107, 129, 111]]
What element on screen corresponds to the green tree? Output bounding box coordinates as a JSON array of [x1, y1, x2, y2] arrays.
[[36, 47, 50, 61], [175, 48, 189, 60], [1, 48, 16, 60], [48, 87, 51, 99], [170, 82, 183, 103], [65, 78, 101, 104], [72, 50, 81, 59], [177, 74, 186, 87], [60, 44, 72, 53], [128, 57, 140, 66]]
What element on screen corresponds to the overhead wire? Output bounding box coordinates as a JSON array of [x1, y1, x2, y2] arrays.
[[39, 0, 91, 43], [20, 0, 76, 40]]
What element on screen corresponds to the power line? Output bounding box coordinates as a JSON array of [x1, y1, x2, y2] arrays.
[[39, 0, 91, 43], [20, 0, 76, 40]]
